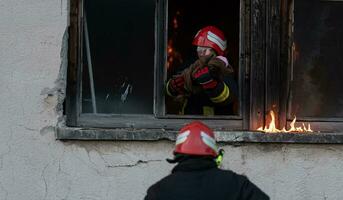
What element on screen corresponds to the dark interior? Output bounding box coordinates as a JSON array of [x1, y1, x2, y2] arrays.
[[291, 0, 343, 118], [82, 0, 155, 114]]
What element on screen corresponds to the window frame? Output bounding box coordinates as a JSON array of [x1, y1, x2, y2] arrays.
[[61, 0, 343, 142], [66, 0, 250, 131]]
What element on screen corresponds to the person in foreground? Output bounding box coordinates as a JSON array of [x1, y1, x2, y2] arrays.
[[144, 121, 270, 200]]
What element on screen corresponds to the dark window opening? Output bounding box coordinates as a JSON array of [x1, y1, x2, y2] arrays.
[[165, 0, 240, 116], [290, 0, 343, 119], [81, 0, 155, 114]]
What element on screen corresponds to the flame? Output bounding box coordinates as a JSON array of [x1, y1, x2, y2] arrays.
[[167, 11, 183, 69], [257, 110, 313, 133]]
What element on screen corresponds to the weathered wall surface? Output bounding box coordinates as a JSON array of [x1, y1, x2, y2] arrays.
[[0, 0, 343, 199]]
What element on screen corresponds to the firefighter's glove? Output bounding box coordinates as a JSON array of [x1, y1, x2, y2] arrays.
[[193, 66, 218, 90], [167, 75, 185, 96]]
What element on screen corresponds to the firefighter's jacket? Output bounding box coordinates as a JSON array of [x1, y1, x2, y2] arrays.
[[144, 158, 270, 200], [166, 57, 238, 115], [183, 74, 237, 115]]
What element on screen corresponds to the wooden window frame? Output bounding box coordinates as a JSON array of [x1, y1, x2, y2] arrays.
[[65, 0, 252, 131], [65, 0, 343, 133], [59, 0, 343, 143]]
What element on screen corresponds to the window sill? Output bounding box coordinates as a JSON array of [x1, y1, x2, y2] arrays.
[[56, 126, 343, 144]]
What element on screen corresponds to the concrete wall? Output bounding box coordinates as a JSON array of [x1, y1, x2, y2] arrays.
[[0, 0, 343, 199]]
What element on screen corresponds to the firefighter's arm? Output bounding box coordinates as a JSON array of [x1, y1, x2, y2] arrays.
[[192, 66, 234, 105]]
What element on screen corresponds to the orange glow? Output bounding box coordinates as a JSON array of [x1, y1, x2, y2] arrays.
[[257, 110, 313, 133], [167, 11, 183, 70], [167, 40, 174, 69]]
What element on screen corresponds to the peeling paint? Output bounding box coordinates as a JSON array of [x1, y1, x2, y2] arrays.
[[40, 29, 68, 129]]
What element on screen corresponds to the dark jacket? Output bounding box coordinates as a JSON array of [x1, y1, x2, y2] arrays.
[[144, 158, 269, 200], [167, 57, 238, 115], [183, 74, 238, 115]]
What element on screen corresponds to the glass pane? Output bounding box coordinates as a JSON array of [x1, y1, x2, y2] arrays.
[[166, 0, 240, 116], [81, 0, 155, 114], [290, 0, 343, 118]]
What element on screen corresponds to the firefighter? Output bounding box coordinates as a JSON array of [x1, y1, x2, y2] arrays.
[[166, 26, 238, 115], [144, 121, 270, 200]]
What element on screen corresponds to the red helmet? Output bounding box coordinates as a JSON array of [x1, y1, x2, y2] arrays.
[[174, 121, 218, 157], [192, 26, 227, 56]]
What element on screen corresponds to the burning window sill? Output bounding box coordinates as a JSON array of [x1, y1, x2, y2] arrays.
[[56, 126, 343, 144]]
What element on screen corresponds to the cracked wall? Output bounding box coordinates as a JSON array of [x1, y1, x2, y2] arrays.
[[0, 0, 343, 200]]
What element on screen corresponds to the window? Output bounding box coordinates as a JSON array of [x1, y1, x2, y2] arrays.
[[64, 0, 343, 136], [61, 0, 343, 141], [285, 0, 343, 131], [66, 0, 246, 130], [291, 0, 343, 118]]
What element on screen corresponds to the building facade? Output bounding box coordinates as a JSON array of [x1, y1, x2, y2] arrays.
[[1, 0, 343, 199]]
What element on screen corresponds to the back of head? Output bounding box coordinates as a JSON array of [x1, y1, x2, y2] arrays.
[[174, 121, 218, 158]]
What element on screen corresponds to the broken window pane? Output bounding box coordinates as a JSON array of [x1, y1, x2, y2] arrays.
[[81, 0, 155, 114], [290, 0, 343, 118]]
